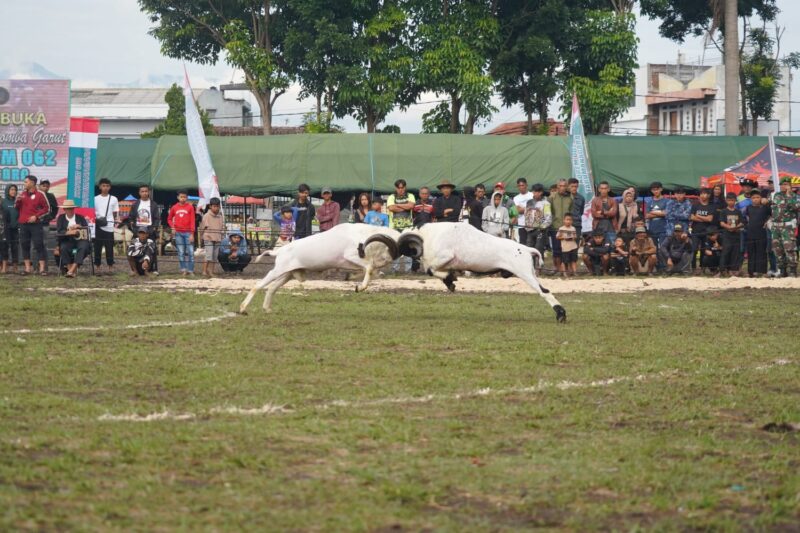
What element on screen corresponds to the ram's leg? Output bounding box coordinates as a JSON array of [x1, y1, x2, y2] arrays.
[[355, 264, 374, 293], [263, 271, 293, 312], [424, 251, 458, 291], [240, 267, 285, 314], [292, 270, 306, 290], [515, 268, 567, 323]]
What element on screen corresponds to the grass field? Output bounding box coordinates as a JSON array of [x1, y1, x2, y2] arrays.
[[1, 278, 799, 531]]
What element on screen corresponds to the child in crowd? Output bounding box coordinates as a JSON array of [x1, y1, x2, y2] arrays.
[[610, 237, 629, 276], [199, 197, 224, 277], [273, 205, 298, 247], [718, 192, 744, 276], [167, 189, 196, 275], [556, 213, 578, 276], [482, 191, 510, 238], [364, 198, 389, 226], [701, 227, 722, 274]]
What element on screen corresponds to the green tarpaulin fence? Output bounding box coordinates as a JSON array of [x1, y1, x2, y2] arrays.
[[96, 134, 800, 195]]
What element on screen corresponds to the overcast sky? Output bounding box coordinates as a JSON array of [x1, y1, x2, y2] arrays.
[[2, 0, 798, 133]]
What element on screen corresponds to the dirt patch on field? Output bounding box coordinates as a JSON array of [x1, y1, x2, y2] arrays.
[[140, 275, 800, 295]]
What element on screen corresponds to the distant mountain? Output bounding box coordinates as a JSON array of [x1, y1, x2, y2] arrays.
[[0, 62, 64, 80]]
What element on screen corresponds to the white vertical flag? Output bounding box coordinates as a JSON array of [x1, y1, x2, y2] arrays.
[[183, 66, 220, 208], [570, 94, 595, 231]]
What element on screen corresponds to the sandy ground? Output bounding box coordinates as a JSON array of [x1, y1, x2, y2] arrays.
[[143, 274, 800, 294]]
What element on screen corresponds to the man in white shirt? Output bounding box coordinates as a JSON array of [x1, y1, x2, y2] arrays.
[[513, 177, 533, 244], [93, 178, 119, 274]]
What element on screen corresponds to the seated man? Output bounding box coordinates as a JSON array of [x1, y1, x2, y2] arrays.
[[582, 230, 611, 275], [628, 226, 657, 275], [55, 199, 91, 278], [658, 223, 693, 275], [219, 231, 251, 273], [126, 227, 156, 276]]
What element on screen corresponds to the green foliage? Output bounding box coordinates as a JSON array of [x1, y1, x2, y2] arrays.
[[138, 0, 291, 134], [742, 27, 781, 133], [332, 1, 416, 133], [377, 124, 401, 133], [421, 101, 457, 133], [639, 0, 778, 42], [302, 111, 343, 133], [413, 0, 498, 133], [561, 10, 638, 134], [141, 84, 215, 138]]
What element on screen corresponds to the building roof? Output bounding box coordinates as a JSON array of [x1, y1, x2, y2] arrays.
[[486, 119, 567, 136], [213, 125, 305, 136], [645, 88, 717, 106], [70, 87, 204, 105]]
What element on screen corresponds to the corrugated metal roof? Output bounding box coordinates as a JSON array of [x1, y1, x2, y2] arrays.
[[70, 88, 203, 105]]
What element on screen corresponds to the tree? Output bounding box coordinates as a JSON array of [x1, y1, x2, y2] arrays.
[[377, 124, 401, 133], [493, 0, 572, 135], [138, 0, 291, 135], [301, 110, 343, 133], [141, 84, 215, 138], [561, 9, 638, 134], [639, 0, 779, 135], [332, 1, 416, 133], [412, 0, 498, 134], [742, 26, 784, 136], [421, 101, 457, 133]]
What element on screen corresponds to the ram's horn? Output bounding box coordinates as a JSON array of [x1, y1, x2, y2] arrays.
[[362, 233, 399, 260], [397, 233, 423, 259]]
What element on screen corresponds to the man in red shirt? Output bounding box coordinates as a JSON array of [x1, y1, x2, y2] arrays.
[[167, 190, 197, 275], [15, 175, 50, 275]]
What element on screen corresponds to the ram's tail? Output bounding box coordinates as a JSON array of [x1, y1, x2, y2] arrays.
[[527, 246, 543, 272]]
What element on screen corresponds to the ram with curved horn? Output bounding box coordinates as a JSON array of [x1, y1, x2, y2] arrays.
[[240, 224, 400, 314], [399, 222, 567, 323]]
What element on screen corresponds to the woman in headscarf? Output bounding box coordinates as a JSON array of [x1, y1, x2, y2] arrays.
[[1, 184, 20, 274], [615, 187, 639, 244]]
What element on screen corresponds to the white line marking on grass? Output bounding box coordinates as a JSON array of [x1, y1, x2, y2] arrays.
[[2, 312, 237, 335], [96, 359, 793, 423]]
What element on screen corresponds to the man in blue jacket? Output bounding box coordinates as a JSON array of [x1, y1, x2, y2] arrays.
[[219, 231, 251, 273]]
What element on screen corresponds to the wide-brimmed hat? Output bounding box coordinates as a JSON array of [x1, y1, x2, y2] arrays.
[[437, 179, 456, 190], [60, 199, 77, 209]]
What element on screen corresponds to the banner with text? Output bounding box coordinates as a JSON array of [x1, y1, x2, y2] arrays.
[[184, 68, 219, 209], [569, 94, 595, 231], [67, 117, 100, 208], [0, 79, 70, 199]]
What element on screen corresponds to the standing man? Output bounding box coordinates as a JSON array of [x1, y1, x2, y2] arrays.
[[291, 183, 315, 239], [316, 187, 340, 232], [771, 177, 799, 277], [666, 186, 692, 234], [167, 190, 197, 275], [524, 184, 552, 254], [550, 179, 574, 273], [513, 178, 533, 244], [412, 186, 434, 227], [475, 184, 488, 208], [433, 180, 461, 222], [689, 189, 715, 274], [14, 175, 50, 275], [387, 179, 415, 273], [124, 184, 160, 274], [644, 181, 669, 270], [93, 178, 119, 274], [567, 178, 585, 240]]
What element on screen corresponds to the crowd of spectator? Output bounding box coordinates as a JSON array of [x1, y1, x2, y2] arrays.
[[2, 174, 798, 279]]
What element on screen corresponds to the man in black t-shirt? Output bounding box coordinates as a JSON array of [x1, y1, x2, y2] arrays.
[[689, 188, 715, 273], [582, 230, 611, 275], [718, 193, 744, 275]]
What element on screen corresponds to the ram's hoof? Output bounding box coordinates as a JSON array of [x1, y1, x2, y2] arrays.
[[554, 305, 567, 323], [445, 282, 456, 293], [238, 309, 248, 316], [354, 285, 360, 293]]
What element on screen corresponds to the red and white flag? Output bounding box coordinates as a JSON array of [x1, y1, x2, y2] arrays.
[[183, 67, 220, 208]]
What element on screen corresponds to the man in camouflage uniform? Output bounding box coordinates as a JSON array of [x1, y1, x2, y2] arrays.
[[771, 177, 800, 276]]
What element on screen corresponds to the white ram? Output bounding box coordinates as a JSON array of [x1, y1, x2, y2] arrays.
[[239, 224, 400, 314], [397, 222, 567, 322]]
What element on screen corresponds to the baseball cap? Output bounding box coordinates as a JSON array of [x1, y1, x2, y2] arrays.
[[780, 177, 792, 185], [136, 226, 149, 233], [321, 186, 332, 194], [494, 181, 505, 190], [635, 226, 647, 234], [673, 223, 684, 232]]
